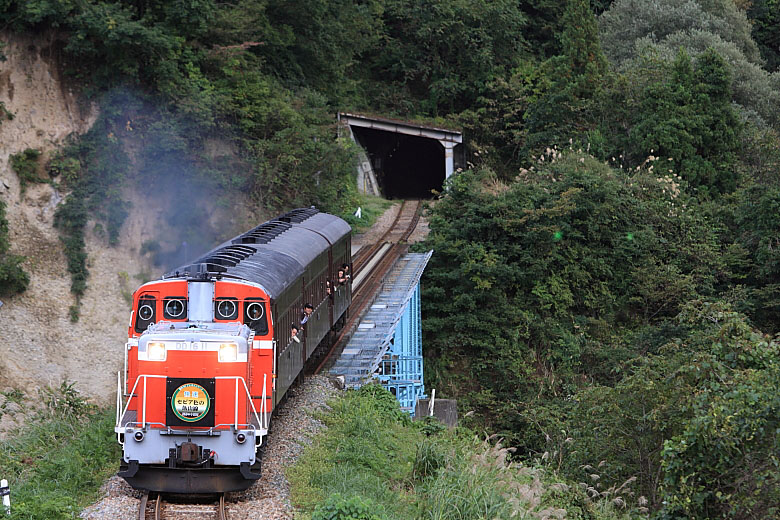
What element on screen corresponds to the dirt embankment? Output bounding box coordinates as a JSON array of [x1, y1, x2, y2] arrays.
[[0, 32, 264, 433], [0, 32, 139, 420]]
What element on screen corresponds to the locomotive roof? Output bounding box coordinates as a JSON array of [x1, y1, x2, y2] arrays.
[[162, 208, 351, 299]]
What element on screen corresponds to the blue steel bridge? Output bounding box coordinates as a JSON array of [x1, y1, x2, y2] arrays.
[[331, 251, 432, 415]]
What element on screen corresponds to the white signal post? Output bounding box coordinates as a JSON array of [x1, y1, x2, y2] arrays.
[[1, 478, 10, 515]]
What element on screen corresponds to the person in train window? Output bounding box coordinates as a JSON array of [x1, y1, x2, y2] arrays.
[[290, 324, 301, 343], [326, 280, 332, 296], [337, 268, 346, 285], [301, 303, 313, 325], [342, 263, 351, 281]]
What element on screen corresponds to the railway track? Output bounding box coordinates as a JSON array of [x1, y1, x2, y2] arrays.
[[351, 199, 420, 280], [139, 492, 227, 520], [313, 199, 422, 374]]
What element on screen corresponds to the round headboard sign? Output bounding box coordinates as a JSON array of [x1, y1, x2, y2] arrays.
[[171, 383, 211, 422]]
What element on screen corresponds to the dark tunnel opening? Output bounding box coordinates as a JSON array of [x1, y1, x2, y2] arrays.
[[351, 127, 446, 199]]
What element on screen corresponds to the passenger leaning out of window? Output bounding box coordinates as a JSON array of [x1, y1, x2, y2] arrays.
[[290, 324, 301, 343], [301, 303, 313, 325]]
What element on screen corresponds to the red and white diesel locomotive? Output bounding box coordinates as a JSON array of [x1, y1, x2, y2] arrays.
[[115, 207, 351, 493]]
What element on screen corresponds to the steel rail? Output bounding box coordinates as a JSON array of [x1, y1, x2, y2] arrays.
[[139, 492, 149, 520], [139, 493, 227, 520], [352, 200, 409, 277]]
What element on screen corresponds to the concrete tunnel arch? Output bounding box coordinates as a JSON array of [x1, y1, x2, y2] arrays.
[[339, 113, 463, 199]]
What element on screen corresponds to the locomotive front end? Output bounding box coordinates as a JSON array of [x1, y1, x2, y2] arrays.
[[116, 320, 268, 493]]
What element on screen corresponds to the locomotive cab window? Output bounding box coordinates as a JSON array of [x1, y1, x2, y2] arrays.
[[244, 299, 268, 335], [134, 295, 157, 333], [163, 297, 187, 320], [215, 298, 239, 321]]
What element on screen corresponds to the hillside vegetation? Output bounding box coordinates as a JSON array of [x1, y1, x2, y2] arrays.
[[290, 385, 635, 520], [2, 0, 780, 518]]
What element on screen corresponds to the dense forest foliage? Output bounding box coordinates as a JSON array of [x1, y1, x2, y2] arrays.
[[2, 0, 780, 517], [412, 1, 780, 518]]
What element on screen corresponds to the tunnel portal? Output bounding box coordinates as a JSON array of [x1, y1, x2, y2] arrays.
[[340, 113, 462, 200], [351, 127, 445, 199]]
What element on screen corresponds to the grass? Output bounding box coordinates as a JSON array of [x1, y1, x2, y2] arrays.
[[288, 385, 419, 519], [289, 385, 638, 520], [340, 195, 395, 234], [0, 382, 120, 519]]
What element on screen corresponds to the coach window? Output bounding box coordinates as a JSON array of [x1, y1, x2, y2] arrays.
[[244, 299, 268, 335]]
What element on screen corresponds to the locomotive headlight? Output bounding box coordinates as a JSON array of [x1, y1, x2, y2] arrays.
[[218, 342, 238, 362], [148, 342, 166, 361]]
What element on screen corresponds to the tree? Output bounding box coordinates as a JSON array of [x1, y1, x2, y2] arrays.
[[523, 0, 608, 154], [365, 0, 527, 115], [417, 152, 723, 445], [599, 0, 780, 128], [627, 49, 740, 196], [748, 0, 780, 71]]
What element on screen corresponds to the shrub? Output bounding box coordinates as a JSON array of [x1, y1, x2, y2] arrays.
[[0, 388, 119, 520], [140, 239, 161, 255], [0, 255, 30, 296], [47, 154, 81, 183], [9, 148, 43, 190], [0, 199, 29, 296], [412, 437, 447, 481], [36, 381, 95, 419], [312, 494, 384, 520]]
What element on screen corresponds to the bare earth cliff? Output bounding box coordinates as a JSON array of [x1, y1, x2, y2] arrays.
[[0, 32, 140, 414]]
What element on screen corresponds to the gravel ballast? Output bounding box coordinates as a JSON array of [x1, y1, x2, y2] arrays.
[[81, 376, 340, 520]]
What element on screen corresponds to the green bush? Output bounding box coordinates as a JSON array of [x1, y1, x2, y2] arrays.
[[0, 199, 29, 296], [412, 437, 447, 481], [287, 386, 420, 519], [0, 385, 119, 520], [0, 255, 30, 296], [9, 148, 43, 190], [47, 154, 81, 184], [290, 384, 629, 519], [52, 105, 132, 310], [312, 494, 384, 520]]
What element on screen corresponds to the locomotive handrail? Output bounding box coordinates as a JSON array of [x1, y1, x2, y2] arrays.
[[117, 374, 168, 430], [213, 376, 265, 431], [117, 374, 266, 434], [116, 371, 122, 435]]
